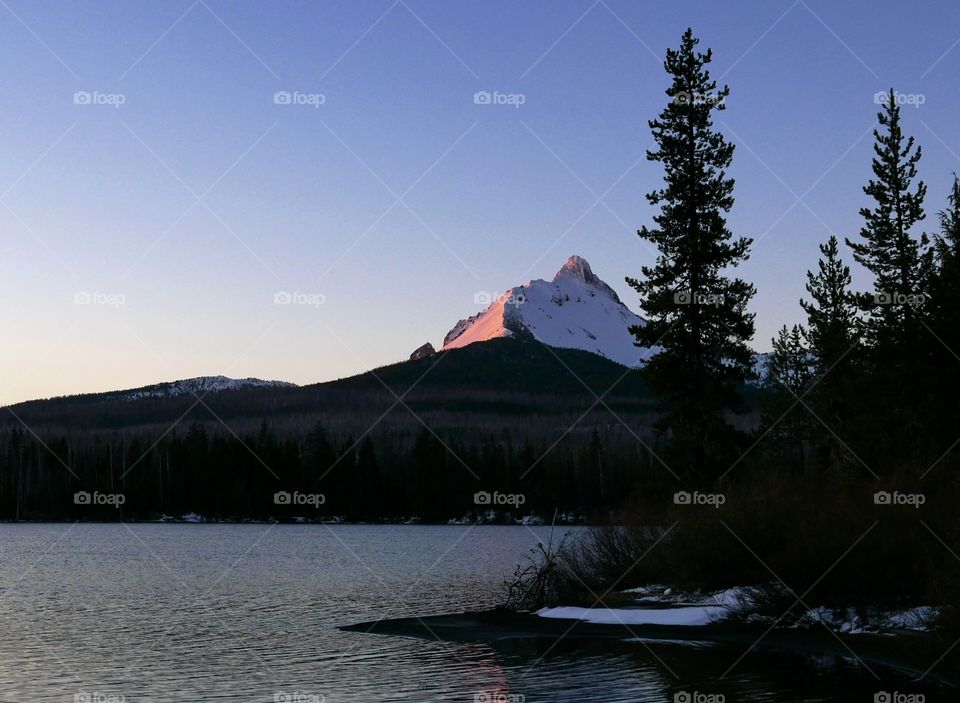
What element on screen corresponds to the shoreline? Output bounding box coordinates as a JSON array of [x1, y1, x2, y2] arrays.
[[0, 518, 581, 526], [340, 608, 960, 688]]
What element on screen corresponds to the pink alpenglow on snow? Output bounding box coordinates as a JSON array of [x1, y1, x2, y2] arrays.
[[442, 256, 657, 367]]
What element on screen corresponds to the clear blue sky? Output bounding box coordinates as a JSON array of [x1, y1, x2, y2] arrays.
[[2, 0, 959, 404]]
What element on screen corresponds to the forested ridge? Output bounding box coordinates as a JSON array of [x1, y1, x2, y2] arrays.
[[0, 339, 674, 521]]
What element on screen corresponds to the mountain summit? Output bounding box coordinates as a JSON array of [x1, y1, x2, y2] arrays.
[[555, 254, 607, 287], [441, 255, 654, 367]]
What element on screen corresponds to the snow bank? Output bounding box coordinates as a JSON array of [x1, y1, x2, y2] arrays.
[[536, 604, 724, 627]]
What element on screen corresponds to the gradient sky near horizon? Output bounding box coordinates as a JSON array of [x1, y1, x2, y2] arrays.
[[2, 0, 960, 405]]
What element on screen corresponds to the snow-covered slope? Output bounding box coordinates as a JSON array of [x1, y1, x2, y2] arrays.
[[116, 376, 296, 401], [442, 256, 655, 367]]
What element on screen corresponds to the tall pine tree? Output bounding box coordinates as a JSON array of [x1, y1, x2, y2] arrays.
[[628, 28, 756, 481], [802, 236, 859, 372], [800, 235, 860, 471], [845, 89, 932, 469], [927, 176, 960, 450], [846, 89, 931, 336]]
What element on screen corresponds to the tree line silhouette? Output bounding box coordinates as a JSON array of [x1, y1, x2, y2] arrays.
[[0, 420, 652, 522]]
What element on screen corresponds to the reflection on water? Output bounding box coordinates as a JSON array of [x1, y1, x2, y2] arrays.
[[0, 524, 947, 702]]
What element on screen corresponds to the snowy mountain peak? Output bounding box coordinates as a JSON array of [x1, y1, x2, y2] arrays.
[[554, 255, 622, 302], [555, 255, 596, 283], [441, 255, 655, 367]]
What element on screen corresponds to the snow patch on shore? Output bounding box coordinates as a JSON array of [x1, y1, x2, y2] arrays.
[[537, 586, 937, 632], [537, 604, 725, 627]]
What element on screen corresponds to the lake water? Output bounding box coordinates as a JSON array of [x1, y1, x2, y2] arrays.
[[0, 524, 946, 702]]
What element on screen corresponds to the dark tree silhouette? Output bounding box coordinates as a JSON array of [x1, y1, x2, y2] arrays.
[[627, 28, 755, 481]]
